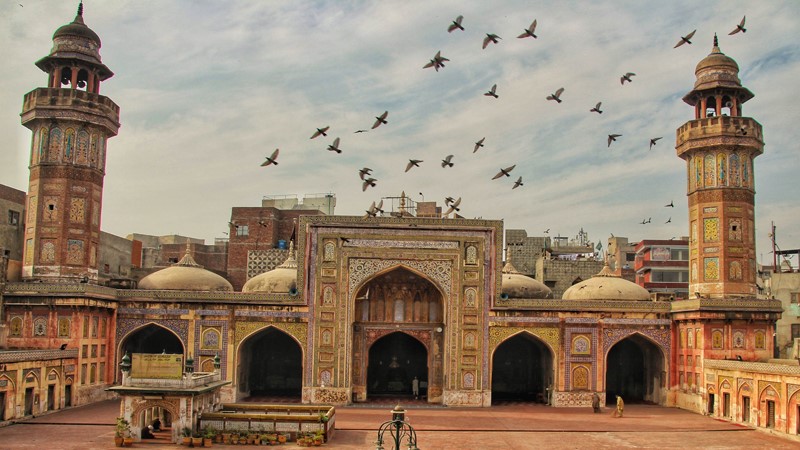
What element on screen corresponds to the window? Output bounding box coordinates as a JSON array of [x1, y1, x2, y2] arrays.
[[81, 364, 87, 384], [791, 324, 800, 340], [100, 344, 106, 357], [82, 315, 89, 338], [8, 210, 20, 226], [82, 345, 88, 358], [236, 224, 249, 237], [652, 271, 688, 282], [99, 363, 105, 383], [91, 344, 97, 358], [670, 249, 688, 260], [791, 292, 800, 304]]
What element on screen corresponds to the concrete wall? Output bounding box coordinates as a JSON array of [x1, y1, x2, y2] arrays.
[[771, 271, 800, 358], [0, 184, 26, 282], [99, 231, 133, 283]]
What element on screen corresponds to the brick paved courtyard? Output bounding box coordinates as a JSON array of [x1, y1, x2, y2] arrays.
[[0, 400, 796, 449]]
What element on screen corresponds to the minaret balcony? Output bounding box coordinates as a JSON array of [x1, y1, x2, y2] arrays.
[[676, 116, 762, 160], [21, 87, 120, 135]]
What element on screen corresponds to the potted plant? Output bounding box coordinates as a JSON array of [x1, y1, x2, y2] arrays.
[[192, 431, 203, 448], [230, 432, 239, 445], [114, 417, 130, 447], [277, 433, 288, 444], [312, 430, 324, 446], [203, 425, 216, 447], [181, 427, 193, 446]]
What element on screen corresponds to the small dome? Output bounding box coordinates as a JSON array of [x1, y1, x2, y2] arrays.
[[138, 249, 233, 292], [242, 246, 298, 294], [693, 35, 742, 91], [53, 8, 101, 46], [501, 261, 553, 299], [562, 265, 650, 301]]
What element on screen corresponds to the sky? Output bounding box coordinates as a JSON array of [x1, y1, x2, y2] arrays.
[[1, 1, 798, 266]]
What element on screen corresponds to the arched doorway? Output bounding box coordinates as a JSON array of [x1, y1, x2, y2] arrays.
[[121, 324, 184, 355], [491, 333, 554, 404], [367, 332, 427, 398], [238, 327, 302, 401], [605, 334, 664, 404], [352, 266, 445, 403]]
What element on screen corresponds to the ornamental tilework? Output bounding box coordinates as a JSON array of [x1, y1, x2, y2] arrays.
[[69, 198, 85, 223], [234, 321, 307, 349], [247, 249, 288, 279], [344, 239, 459, 250], [195, 320, 228, 376], [66, 239, 84, 265], [703, 218, 719, 242], [729, 218, 742, 241], [704, 154, 716, 187], [729, 153, 740, 186], [729, 261, 743, 280], [717, 153, 727, 186], [601, 328, 670, 357], [566, 328, 597, 391], [348, 258, 453, 299], [115, 319, 189, 352], [40, 240, 56, 263], [489, 327, 559, 355], [704, 257, 719, 281]]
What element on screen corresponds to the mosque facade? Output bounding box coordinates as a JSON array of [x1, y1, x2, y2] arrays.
[[1, 4, 798, 442]]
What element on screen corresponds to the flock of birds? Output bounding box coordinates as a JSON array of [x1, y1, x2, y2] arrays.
[[260, 13, 750, 225]]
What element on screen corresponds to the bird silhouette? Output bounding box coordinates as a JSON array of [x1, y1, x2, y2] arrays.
[[607, 134, 622, 147], [359, 167, 372, 180], [512, 176, 524, 189], [482, 33, 501, 49], [665, 217, 672, 224], [484, 84, 498, 98], [310, 126, 330, 139], [372, 111, 388, 129], [474, 137, 486, 153], [517, 19, 538, 39], [590, 102, 603, 114], [448, 15, 464, 33], [326, 137, 342, 153], [354, 129, 369, 134], [443, 197, 462, 215], [649, 137, 663, 149], [492, 165, 516, 179], [362, 177, 377, 191], [547, 87, 564, 103], [729, 16, 746, 35], [374, 199, 385, 215], [665, 200, 674, 207], [620, 72, 636, 84], [423, 51, 450, 71], [261, 148, 279, 166], [405, 159, 423, 172], [364, 202, 377, 218], [60, 343, 68, 350], [544, 228, 550, 234], [441, 155, 454, 168], [445, 196, 455, 205], [674, 30, 697, 48], [640, 219, 647, 225]]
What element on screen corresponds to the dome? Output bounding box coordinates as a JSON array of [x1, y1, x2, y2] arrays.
[[692, 35, 742, 91], [53, 8, 101, 46], [242, 246, 299, 294], [562, 265, 650, 301], [138, 248, 233, 292], [501, 261, 553, 299]]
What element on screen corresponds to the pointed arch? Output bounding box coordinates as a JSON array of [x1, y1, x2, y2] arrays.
[[604, 332, 666, 405], [236, 325, 303, 400], [0, 374, 16, 390], [366, 331, 428, 398], [491, 330, 555, 404], [352, 263, 447, 304], [354, 265, 445, 324]]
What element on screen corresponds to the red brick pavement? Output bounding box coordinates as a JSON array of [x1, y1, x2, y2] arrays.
[[0, 400, 797, 449]]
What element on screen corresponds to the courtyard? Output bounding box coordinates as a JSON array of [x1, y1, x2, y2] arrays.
[[0, 399, 796, 449]]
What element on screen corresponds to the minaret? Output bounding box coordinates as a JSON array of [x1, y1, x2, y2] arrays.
[[20, 3, 120, 282], [676, 35, 763, 299]]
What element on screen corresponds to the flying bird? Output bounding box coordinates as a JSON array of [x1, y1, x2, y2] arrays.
[[448, 15, 464, 33], [492, 165, 516, 180], [547, 87, 564, 103], [512, 176, 524, 189], [372, 111, 388, 129], [364, 202, 378, 218], [310, 126, 330, 139], [729, 16, 746, 35], [665, 217, 672, 224], [354, 129, 369, 134], [260, 148, 279, 166], [517, 19, 538, 39], [544, 229, 550, 234], [665, 200, 674, 207], [649, 137, 663, 149], [374, 199, 384, 215], [620, 72, 636, 84], [423, 51, 450, 71], [674, 29, 697, 48], [359, 167, 372, 180], [444, 197, 462, 215], [441, 155, 454, 168], [405, 159, 423, 172], [482, 33, 501, 49], [590, 102, 603, 114], [326, 137, 342, 153], [474, 137, 485, 153], [607, 134, 622, 147], [444, 196, 455, 205], [484, 84, 498, 98], [362, 177, 377, 191]]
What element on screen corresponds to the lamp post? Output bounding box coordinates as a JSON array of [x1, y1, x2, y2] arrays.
[[374, 404, 419, 450]]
